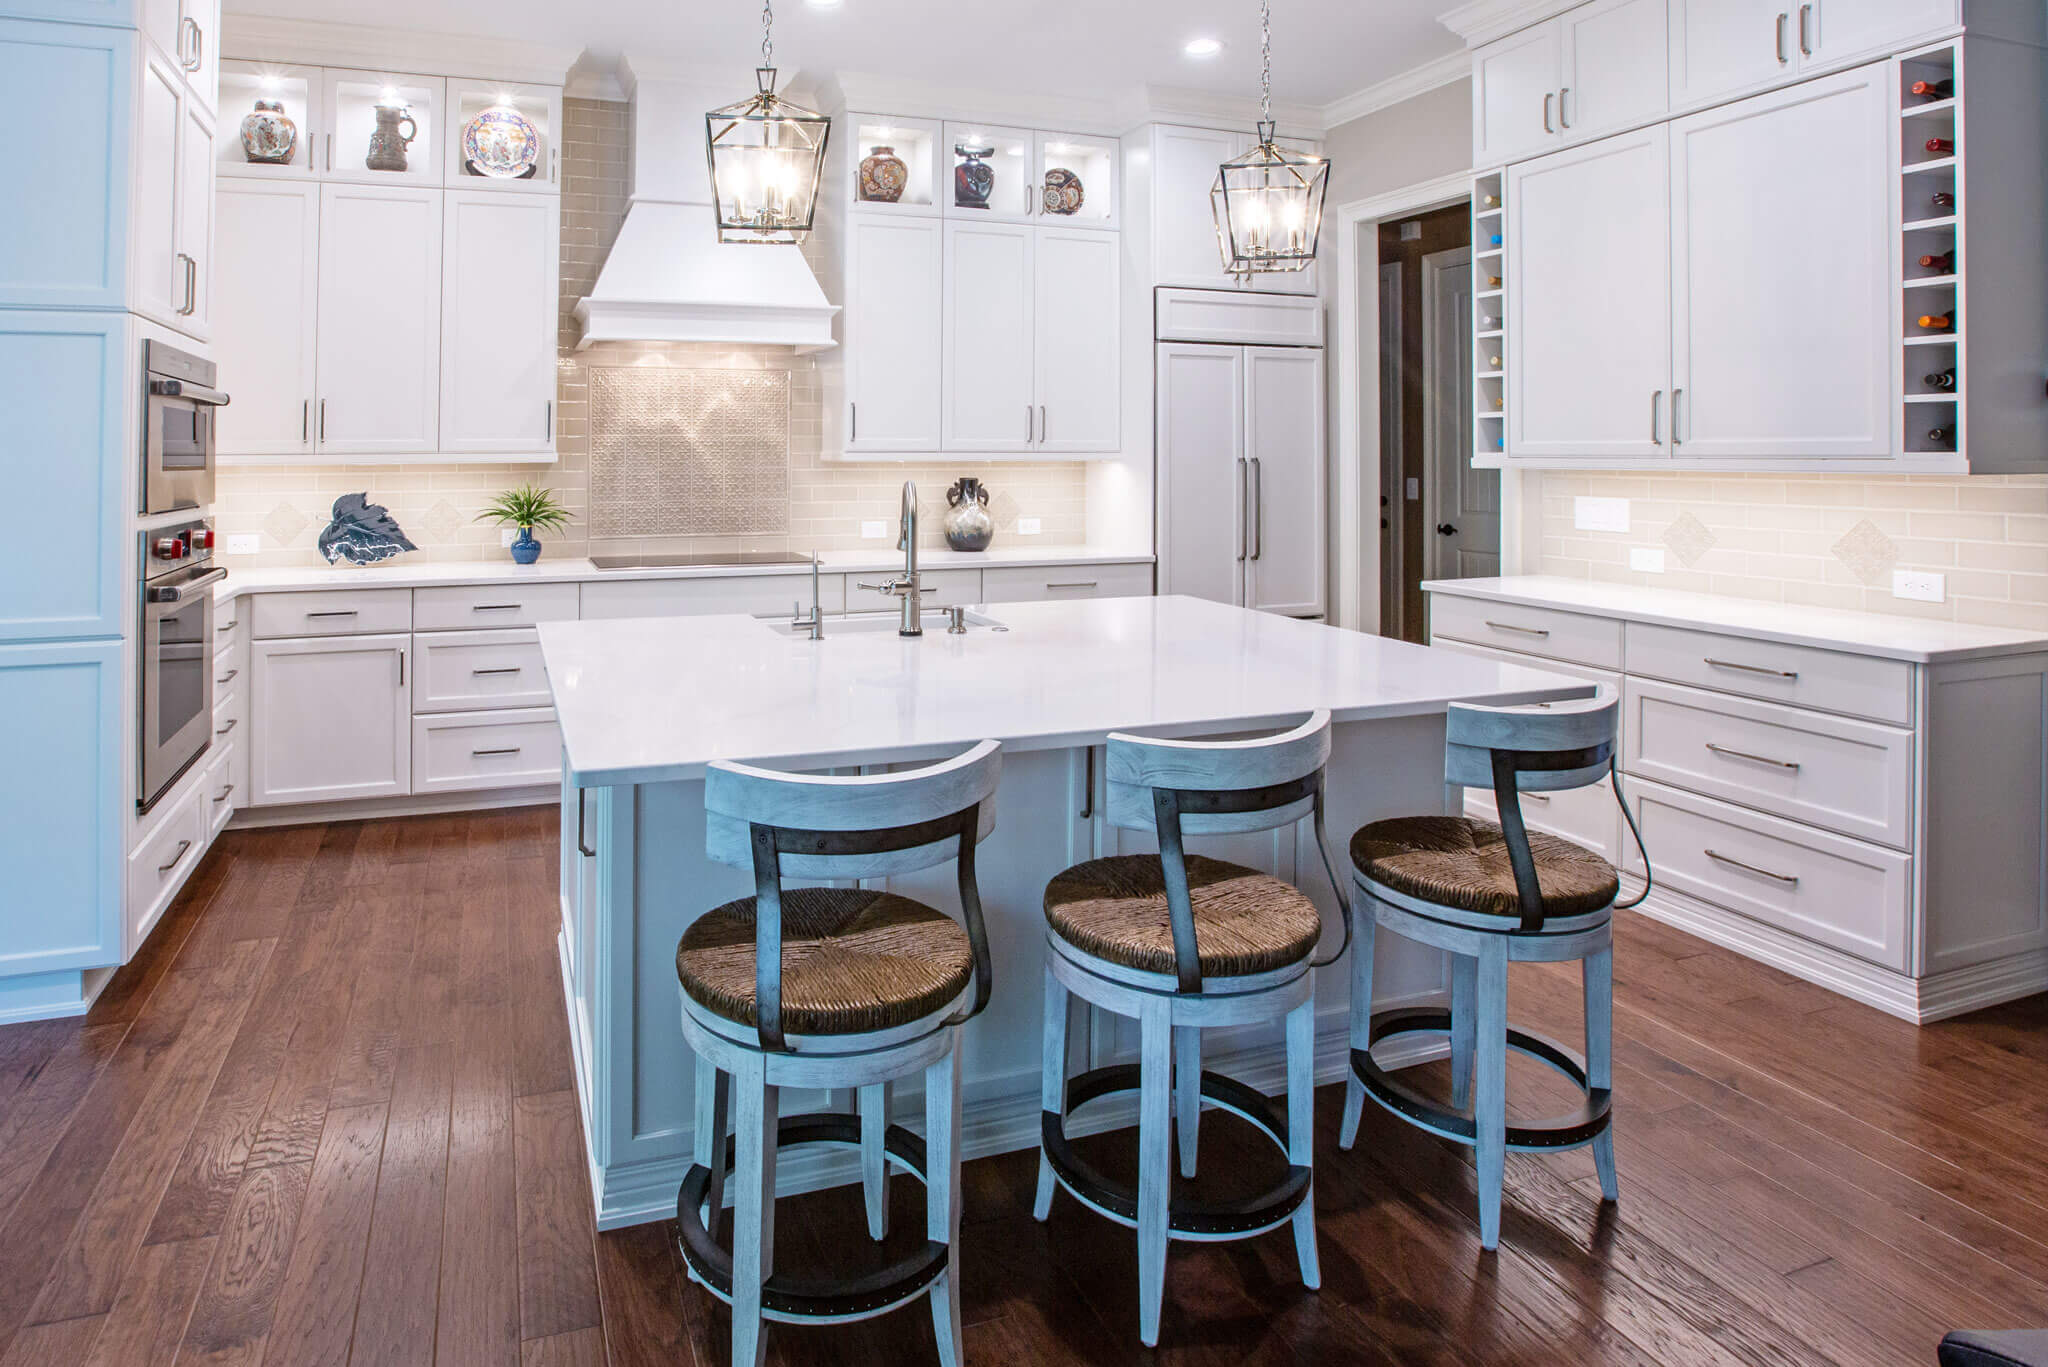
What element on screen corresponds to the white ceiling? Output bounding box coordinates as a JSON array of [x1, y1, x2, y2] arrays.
[[233, 0, 1468, 112]]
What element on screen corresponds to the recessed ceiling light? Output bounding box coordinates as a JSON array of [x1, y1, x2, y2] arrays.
[[1184, 37, 1223, 58], [805, 0, 843, 7]]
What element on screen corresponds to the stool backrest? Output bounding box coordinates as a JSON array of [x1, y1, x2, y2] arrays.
[[1445, 686, 1621, 931], [1103, 712, 1345, 993], [705, 740, 1003, 1049]]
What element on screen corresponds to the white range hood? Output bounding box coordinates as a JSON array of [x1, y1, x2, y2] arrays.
[[573, 71, 837, 352]]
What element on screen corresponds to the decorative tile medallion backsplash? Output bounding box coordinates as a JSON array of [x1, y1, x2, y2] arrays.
[[588, 367, 791, 538]]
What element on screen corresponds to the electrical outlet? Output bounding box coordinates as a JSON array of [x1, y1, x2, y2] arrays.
[[1893, 569, 1946, 603], [1629, 547, 1666, 574], [861, 520, 889, 539], [1574, 496, 1630, 533], [501, 528, 518, 548], [1405, 477, 1420, 501], [224, 533, 260, 556], [1017, 517, 1043, 535]]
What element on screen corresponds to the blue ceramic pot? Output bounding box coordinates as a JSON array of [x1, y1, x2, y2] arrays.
[[510, 527, 541, 564]]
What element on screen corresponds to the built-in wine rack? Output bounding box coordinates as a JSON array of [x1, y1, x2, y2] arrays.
[[1899, 39, 1964, 460], [1472, 170, 1506, 465]]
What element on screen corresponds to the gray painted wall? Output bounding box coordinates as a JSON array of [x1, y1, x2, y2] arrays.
[[1323, 78, 1473, 207]]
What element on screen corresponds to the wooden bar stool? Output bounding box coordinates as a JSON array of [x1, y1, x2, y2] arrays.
[[1339, 686, 1642, 1251], [1033, 711, 1350, 1347], [675, 740, 1002, 1367]]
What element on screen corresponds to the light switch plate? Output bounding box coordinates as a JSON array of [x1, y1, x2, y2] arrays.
[[1893, 569, 1946, 603], [1629, 546, 1666, 573], [225, 533, 260, 556], [1574, 496, 1630, 533], [1017, 517, 1043, 535], [861, 520, 889, 539], [1405, 477, 1420, 501]]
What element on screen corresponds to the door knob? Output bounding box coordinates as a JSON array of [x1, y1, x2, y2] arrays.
[[1436, 523, 1459, 536]]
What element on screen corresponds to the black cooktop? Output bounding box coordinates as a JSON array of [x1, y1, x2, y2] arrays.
[[588, 550, 817, 571]]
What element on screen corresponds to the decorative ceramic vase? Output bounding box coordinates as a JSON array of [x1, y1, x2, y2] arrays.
[[858, 145, 908, 202], [239, 99, 297, 165], [510, 526, 541, 565], [953, 144, 994, 210], [365, 104, 417, 172], [943, 477, 994, 552], [1042, 166, 1084, 215], [463, 103, 539, 179]]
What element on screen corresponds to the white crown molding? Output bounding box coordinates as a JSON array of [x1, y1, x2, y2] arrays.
[[1318, 49, 1470, 129], [1437, 0, 1584, 46], [564, 55, 628, 103], [820, 70, 1130, 136], [1114, 83, 1325, 138], [221, 13, 578, 85]]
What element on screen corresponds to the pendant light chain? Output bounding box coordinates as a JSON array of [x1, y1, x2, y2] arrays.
[[761, 0, 774, 66], [1259, 0, 1272, 125]]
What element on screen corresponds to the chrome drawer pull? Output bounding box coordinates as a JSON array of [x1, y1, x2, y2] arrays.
[[1046, 581, 1098, 590], [216, 719, 238, 736], [471, 667, 523, 676], [1704, 656, 1797, 680], [1521, 793, 1550, 804], [472, 746, 522, 757], [1485, 620, 1549, 637], [214, 784, 235, 804], [472, 604, 522, 612], [306, 609, 359, 619], [216, 668, 238, 684], [217, 619, 237, 633], [1705, 742, 1801, 772], [158, 839, 193, 875], [1705, 848, 1799, 886]]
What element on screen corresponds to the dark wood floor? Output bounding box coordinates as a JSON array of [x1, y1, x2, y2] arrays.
[[2, 810, 2045, 1365]]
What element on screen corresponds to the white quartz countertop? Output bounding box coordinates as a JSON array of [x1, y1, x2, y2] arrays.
[[1423, 575, 2048, 664], [537, 594, 1595, 786], [212, 545, 1151, 602]]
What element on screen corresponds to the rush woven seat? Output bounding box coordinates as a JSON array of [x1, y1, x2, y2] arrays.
[[1350, 815, 1619, 923], [676, 886, 973, 1036], [1044, 854, 1324, 978]]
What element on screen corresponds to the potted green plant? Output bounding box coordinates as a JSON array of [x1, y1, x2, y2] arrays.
[[476, 484, 571, 565]]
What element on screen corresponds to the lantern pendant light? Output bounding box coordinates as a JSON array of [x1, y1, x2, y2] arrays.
[[1211, 0, 1329, 276], [705, 0, 831, 245]]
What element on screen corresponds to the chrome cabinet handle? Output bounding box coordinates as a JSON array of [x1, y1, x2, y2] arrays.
[[217, 619, 237, 633], [472, 604, 522, 612], [472, 666, 522, 676], [1025, 405, 1033, 442], [1558, 87, 1571, 130], [326, 132, 333, 171], [545, 400, 553, 442], [398, 649, 406, 687], [1045, 581, 1098, 590], [1672, 388, 1685, 445], [578, 788, 596, 857], [1775, 11, 1789, 62], [318, 399, 326, 443], [1249, 457, 1262, 560], [302, 399, 310, 445], [216, 718, 237, 735], [1236, 458, 1248, 562], [850, 401, 857, 441], [305, 609, 357, 618], [180, 16, 200, 69], [1704, 657, 1798, 680], [158, 839, 193, 875], [1542, 91, 1554, 134], [1706, 741, 1801, 772], [1039, 404, 1047, 443], [216, 668, 238, 684], [174, 253, 194, 315], [1706, 848, 1799, 886], [1079, 746, 1095, 821], [1484, 620, 1549, 637], [472, 746, 522, 757], [1651, 389, 1664, 444], [214, 783, 235, 804], [1798, 3, 1813, 55], [1521, 792, 1550, 804]]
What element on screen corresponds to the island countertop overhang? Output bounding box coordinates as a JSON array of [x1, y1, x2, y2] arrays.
[[537, 595, 1597, 787]]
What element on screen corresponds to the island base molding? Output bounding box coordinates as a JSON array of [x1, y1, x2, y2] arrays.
[[0, 966, 117, 1026], [226, 785, 559, 829]]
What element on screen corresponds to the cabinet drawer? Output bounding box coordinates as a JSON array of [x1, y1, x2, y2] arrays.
[[1623, 678, 1912, 849], [1626, 779, 1910, 971], [1428, 637, 1626, 745], [202, 745, 238, 837], [127, 782, 205, 947], [252, 588, 413, 638], [213, 654, 245, 727], [982, 562, 1154, 603], [411, 628, 553, 713], [1427, 595, 1623, 670], [580, 574, 846, 621], [1624, 621, 1911, 724], [1466, 776, 1623, 866], [414, 581, 580, 631], [412, 708, 561, 794]]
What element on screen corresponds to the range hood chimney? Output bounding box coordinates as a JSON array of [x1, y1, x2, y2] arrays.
[[574, 66, 838, 351]]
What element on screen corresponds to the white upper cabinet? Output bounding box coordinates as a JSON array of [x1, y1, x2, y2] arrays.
[[177, 0, 216, 114], [1032, 227, 1120, 453], [1668, 66, 1890, 459], [315, 182, 442, 455], [845, 216, 942, 452], [1507, 125, 1672, 461], [942, 120, 1037, 223], [214, 181, 319, 456], [1474, 22, 1564, 167], [1669, 0, 1801, 107], [134, 43, 183, 327], [942, 219, 1036, 451], [443, 79, 562, 193], [1559, 0, 1669, 142], [174, 94, 214, 338], [439, 189, 558, 455], [319, 69, 445, 185], [1801, 0, 1961, 71], [1151, 124, 1241, 290], [1157, 342, 1246, 607], [1242, 346, 1326, 617]]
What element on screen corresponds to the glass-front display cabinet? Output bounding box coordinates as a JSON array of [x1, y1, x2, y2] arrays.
[[217, 61, 322, 179], [443, 79, 563, 192], [319, 70, 446, 185]]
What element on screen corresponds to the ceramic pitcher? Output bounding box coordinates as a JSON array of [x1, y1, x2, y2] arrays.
[[366, 104, 417, 172]]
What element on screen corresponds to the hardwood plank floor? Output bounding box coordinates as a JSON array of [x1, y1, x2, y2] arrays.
[[0, 809, 2044, 1365]]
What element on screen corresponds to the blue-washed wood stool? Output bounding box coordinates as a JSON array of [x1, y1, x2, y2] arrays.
[[675, 740, 1002, 1367], [1033, 711, 1351, 1347], [1341, 685, 1647, 1250]]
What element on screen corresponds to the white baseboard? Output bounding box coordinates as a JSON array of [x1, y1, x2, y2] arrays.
[[228, 785, 556, 829]]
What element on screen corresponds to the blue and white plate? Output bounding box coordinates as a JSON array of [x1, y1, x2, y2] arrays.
[[463, 104, 540, 179]]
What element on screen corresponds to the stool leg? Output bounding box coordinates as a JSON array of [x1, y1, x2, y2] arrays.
[[1584, 942, 1619, 1203], [730, 1053, 778, 1367], [1034, 967, 1069, 1222], [860, 1081, 890, 1240], [1173, 1026, 1202, 1179], [1474, 940, 1509, 1252], [1340, 900, 1377, 1151], [691, 1054, 729, 1240], [927, 1034, 965, 1367], [1137, 996, 1173, 1347], [1285, 994, 1321, 1291], [1449, 952, 1477, 1112]]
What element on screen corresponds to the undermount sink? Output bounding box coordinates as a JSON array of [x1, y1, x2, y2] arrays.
[[761, 608, 1007, 638]]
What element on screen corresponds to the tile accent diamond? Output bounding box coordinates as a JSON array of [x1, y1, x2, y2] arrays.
[[588, 367, 791, 539], [1660, 511, 1717, 568], [419, 498, 465, 546], [1831, 517, 1900, 585], [262, 501, 310, 547]]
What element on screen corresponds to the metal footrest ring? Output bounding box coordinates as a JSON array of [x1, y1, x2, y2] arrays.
[[1041, 1064, 1312, 1240], [675, 1112, 949, 1322], [1352, 1007, 1612, 1152]]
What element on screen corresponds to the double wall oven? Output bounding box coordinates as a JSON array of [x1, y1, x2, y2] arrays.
[[142, 340, 224, 516], [139, 518, 225, 813]]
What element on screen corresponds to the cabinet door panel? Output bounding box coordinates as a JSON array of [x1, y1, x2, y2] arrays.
[[250, 634, 410, 804], [316, 183, 442, 455], [1243, 347, 1325, 617], [1033, 227, 1118, 453], [1670, 68, 1890, 459], [439, 190, 557, 454], [1560, 0, 1668, 143], [942, 219, 1035, 451], [1668, 0, 1793, 108], [1156, 342, 1245, 607], [846, 216, 941, 452], [1473, 23, 1562, 167], [1808, 0, 1959, 71], [1506, 126, 1671, 460], [180, 0, 218, 114], [1152, 125, 1242, 290], [134, 45, 182, 326], [214, 181, 319, 456], [174, 95, 213, 339], [0, 20, 131, 310]]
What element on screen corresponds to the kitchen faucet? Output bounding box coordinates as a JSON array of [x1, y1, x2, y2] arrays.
[[857, 480, 924, 636]]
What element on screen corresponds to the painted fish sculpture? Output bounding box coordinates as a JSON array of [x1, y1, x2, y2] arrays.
[[318, 493, 418, 566]]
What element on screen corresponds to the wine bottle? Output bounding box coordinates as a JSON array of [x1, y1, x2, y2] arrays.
[[1488, 354, 1503, 368], [1486, 275, 1501, 288], [1927, 426, 1955, 446], [1918, 250, 1955, 272], [1924, 368, 1957, 391], [1925, 136, 1954, 155], [1482, 193, 1500, 207], [1931, 191, 1956, 211], [1910, 78, 1953, 100], [1917, 313, 1953, 331]]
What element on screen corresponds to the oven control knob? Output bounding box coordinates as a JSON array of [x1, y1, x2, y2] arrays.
[[153, 536, 183, 560], [190, 528, 214, 550]]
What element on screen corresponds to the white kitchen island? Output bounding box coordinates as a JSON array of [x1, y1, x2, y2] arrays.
[[538, 595, 1593, 1228]]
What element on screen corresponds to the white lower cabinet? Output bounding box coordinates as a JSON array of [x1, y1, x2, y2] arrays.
[[413, 708, 560, 794], [981, 562, 1154, 603], [250, 632, 411, 804], [411, 628, 553, 712], [127, 781, 205, 948]]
